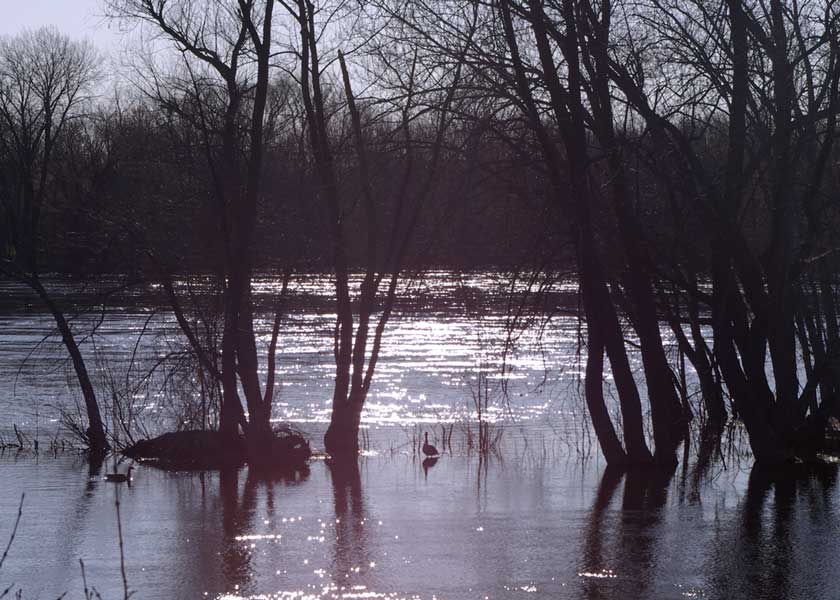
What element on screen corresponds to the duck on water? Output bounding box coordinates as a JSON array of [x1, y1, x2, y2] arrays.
[[105, 465, 133, 484]]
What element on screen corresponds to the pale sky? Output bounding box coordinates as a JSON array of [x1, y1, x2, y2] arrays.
[[1, 0, 122, 52]]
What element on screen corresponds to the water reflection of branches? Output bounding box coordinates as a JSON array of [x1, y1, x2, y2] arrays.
[[580, 467, 674, 599], [710, 463, 839, 600], [218, 465, 311, 596], [327, 460, 371, 591], [219, 468, 253, 594]]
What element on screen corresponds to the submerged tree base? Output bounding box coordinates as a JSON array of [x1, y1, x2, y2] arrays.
[[788, 417, 840, 464], [123, 429, 311, 470]]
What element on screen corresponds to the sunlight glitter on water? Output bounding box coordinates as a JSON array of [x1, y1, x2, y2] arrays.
[[1, 272, 590, 434], [577, 569, 617, 579], [216, 587, 425, 600], [1, 275, 837, 600], [235, 534, 282, 541]]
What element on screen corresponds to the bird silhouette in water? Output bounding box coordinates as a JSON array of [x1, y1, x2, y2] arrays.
[[105, 465, 133, 486], [422, 432, 439, 457], [422, 456, 438, 479]]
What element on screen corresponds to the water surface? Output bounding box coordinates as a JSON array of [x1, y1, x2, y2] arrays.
[[0, 273, 583, 439], [1, 273, 838, 599], [0, 451, 837, 599]]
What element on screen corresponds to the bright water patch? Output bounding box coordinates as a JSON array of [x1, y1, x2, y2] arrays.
[[0, 273, 596, 440]]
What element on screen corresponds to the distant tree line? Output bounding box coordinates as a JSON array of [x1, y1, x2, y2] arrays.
[[1, 0, 839, 466]]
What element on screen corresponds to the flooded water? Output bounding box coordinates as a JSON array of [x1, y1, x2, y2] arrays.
[[0, 273, 585, 441], [1, 452, 838, 599], [1, 273, 839, 599]]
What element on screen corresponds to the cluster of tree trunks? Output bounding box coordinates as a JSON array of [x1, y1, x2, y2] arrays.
[[372, 0, 840, 464], [4, 0, 840, 466], [486, 0, 840, 463]]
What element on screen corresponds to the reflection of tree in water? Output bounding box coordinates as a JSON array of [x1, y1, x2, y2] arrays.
[[47, 455, 105, 589], [219, 467, 253, 594], [709, 463, 839, 600], [577, 460, 840, 600], [685, 422, 727, 502], [618, 468, 672, 597], [218, 465, 311, 596], [327, 460, 372, 592], [580, 467, 622, 600], [579, 467, 674, 600]]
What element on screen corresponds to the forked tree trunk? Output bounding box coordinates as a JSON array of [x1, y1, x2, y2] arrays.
[[584, 323, 627, 464], [324, 402, 363, 459], [499, 0, 654, 465], [574, 0, 684, 464]]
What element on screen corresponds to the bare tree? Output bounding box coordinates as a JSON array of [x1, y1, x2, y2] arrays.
[[108, 0, 283, 458], [283, 0, 470, 458], [606, 0, 840, 461], [0, 28, 108, 453]]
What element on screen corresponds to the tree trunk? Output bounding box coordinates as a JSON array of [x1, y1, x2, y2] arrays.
[[499, 0, 653, 464], [324, 402, 362, 459], [577, 0, 684, 464], [584, 322, 628, 464], [30, 277, 108, 453], [711, 265, 785, 463], [686, 289, 727, 424]]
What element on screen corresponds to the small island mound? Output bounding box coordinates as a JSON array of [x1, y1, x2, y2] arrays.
[[123, 427, 311, 470]]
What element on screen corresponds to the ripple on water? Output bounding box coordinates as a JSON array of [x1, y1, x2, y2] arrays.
[[0, 451, 838, 599]]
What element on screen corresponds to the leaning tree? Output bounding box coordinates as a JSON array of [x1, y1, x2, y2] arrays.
[[0, 27, 109, 453]]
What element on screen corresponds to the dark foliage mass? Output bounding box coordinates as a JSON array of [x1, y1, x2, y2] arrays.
[[1, 0, 840, 466]]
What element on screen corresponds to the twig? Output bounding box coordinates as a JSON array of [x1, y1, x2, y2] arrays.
[[12, 426, 24, 449], [115, 494, 131, 600], [0, 493, 23, 570], [79, 559, 90, 600]]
